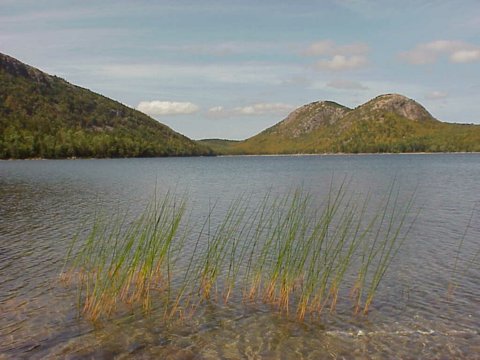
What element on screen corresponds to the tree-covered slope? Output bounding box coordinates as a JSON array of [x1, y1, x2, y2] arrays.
[[0, 53, 212, 158], [222, 94, 480, 154], [197, 139, 241, 154]]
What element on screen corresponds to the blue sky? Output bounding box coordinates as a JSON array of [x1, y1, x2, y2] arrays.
[[1, 0, 480, 139]]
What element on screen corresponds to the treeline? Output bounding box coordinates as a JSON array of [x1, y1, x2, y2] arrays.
[[0, 125, 210, 159], [327, 116, 480, 154]]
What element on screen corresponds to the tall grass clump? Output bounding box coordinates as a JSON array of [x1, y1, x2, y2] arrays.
[[63, 183, 416, 322], [61, 192, 187, 321], [351, 183, 416, 314], [196, 196, 251, 301]]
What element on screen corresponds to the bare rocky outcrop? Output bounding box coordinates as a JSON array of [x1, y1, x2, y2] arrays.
[[359, 94, 437, 122], [0, 53, 53, 85], [267, 101, 351, 138], [259, 94, 436, 142]]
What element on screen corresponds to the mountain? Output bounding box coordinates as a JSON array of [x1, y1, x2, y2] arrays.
[[0, 53, 212, 159], [204, 94, 480, 154]]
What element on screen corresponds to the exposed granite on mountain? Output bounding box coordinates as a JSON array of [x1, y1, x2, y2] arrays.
[[0, 53, 54, 84], [266, 101, 351, 138], [258, 94, 437, 142], [359, 94, 437, 122]]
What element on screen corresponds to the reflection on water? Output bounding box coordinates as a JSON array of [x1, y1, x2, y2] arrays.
[[1, 154, 480, 358]]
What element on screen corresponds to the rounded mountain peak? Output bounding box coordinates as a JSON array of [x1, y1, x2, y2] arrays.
[[273, 100, 351, 137], [364, 93, 436, 122]]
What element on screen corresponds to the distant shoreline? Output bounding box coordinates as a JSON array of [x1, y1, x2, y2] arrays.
[[217, 151, 480, 158], [2, 152, 480, 161]]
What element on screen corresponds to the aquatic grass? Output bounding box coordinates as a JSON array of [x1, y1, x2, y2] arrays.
[[261, 189, 308, 306], [351, 184, 397, 314], [63, 193, 187, 321], [362, 191, 416, 314], [222, 194, 264, 303], [64, 183, 416, 322], [60, 217, 88, 284], [350, 183, 417, 314], [241, 190, 278, 301], [325, 198, 365, 312], [197, 197, 245, 300], [243, 193, 283, 301], [294, 182, 356, 318]]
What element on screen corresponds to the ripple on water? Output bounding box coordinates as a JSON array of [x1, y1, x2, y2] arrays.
[[1, 156, 480, 358]]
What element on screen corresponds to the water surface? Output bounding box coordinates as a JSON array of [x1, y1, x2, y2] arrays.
[[1, 154, 479, 359]]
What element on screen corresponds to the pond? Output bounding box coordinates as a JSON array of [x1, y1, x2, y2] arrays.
[[1, 154, 479, 359]]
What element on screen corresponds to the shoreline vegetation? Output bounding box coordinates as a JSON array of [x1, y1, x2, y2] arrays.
[[61, 184, 416, 322], [217, 151, 480, 157], [2, 151, 480, 161]]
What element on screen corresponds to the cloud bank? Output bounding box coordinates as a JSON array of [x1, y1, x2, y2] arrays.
[[316, 55, 368, 71], [304, 40, 369, 71], [400, 40, 480, 64], [304, 40, 369, 57], [137, 101, 199, 116], [208, 103, 294, 117], [326, 79, 368, 90]]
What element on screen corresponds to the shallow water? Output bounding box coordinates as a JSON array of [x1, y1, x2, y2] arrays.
[[1, 154, 479, 359]]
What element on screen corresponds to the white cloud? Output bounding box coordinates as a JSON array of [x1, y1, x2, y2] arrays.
[[234, 103, 294, 115], [315, 55, 368, 71], [207, 106, 229, 119], [400, 40, 480, 65], [208, 103, 294, 117], [304, 40, 369, 56], [326, 79, 368, 90], [425, 91, 448, 100], [425, 40, 459, 52], [450, 49, 480, 63], [208, 106, 224, 113], [137, 101, 199, 116], [304, 40, 369, 71]]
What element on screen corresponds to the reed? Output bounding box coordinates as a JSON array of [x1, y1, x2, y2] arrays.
[[62, 193, 187, 321], [63, 183, 415, 322], [351, 183, 417, 314]]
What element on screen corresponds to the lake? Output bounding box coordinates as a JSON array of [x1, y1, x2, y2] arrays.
[[1, 154, 479, 359]]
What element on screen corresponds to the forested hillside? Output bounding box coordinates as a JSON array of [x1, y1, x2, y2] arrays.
[[0, 53, 212, 159], [202, 94, 480, 154]]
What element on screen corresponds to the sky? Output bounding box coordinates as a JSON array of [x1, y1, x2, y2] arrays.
[[1, 0, 480, 140]]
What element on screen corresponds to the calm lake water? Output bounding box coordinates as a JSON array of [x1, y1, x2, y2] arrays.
[[1, 154, 479, 359]]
